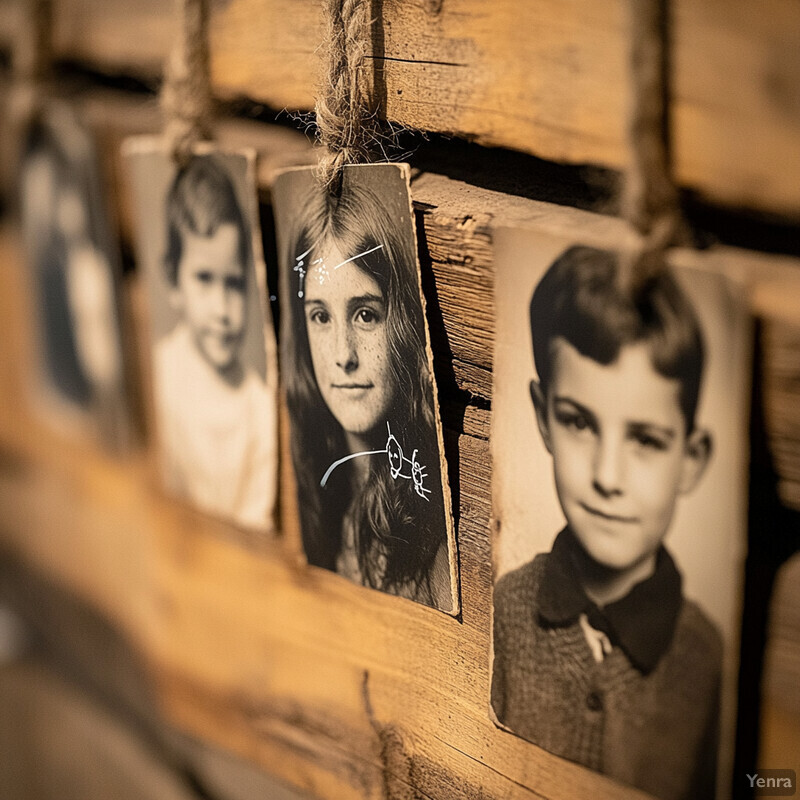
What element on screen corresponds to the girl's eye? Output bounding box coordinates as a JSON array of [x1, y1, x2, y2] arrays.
[[308, 308, 330, 325], [355, 307, 380, 325], [195, 270, 214, 284]]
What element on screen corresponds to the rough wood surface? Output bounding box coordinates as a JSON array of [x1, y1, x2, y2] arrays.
[[1, 92, 800, 800], [1, 0, 799, 216], [0, 661, 202, 800], [763, 555, 800, 720]]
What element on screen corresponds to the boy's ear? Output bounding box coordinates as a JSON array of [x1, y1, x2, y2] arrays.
[[529, 379, 552, 454], [679, 428, 713, 494]]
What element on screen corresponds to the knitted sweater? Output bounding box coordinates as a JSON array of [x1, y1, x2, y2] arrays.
[[492, 551, 722, 800]]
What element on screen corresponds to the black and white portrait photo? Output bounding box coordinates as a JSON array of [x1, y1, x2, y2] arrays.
[[18, 101, 131, 450], [125, 141, 278, 532], [273, 163, 458, 614], [490, 228, 750, 800]]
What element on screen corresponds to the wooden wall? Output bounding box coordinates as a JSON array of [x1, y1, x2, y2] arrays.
[[1, 0, 799, 216], [0, 1, 799, 799]]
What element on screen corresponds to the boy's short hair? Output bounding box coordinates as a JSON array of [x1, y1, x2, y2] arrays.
[[164, 155, 249, 286], [530, 246, 705, 433]]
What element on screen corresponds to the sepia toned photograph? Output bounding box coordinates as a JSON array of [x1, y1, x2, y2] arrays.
[[490, 229, 751, 800], [18, 101, 132, 451], [125, 141, 278, 532], [273, 163, 458, 613]]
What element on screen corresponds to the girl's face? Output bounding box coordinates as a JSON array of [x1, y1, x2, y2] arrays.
[[304, 241, 393, 442]]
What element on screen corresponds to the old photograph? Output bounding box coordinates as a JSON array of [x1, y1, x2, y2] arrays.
[[18, 101, 132, 451], [490, 229, 751, 800], [125, 141, 278, 532], [273, 163, 458, 614]]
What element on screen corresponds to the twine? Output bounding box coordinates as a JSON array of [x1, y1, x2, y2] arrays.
[[316, 0, 377, 193], [12, 0, 53, 86], [160, 0, 213, 162], [619, 0, 682, 287], [7, 0, 52, 123], [1, 0, 52, 202]]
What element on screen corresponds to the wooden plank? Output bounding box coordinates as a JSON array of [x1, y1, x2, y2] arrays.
[[761, 553, 800, 771], [0, 662, 203, 800], [0, 0, 798, 216], [208, 0, 629, 172], [759, 699, 800, 773], [673, 0, 800, 216], [52, 0, 175, 76]]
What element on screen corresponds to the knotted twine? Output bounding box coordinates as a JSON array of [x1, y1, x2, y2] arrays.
[[7, 0, 53, 123], [619, 0, 683, 286], [12, 0, 53, 92], [2, 0, 52, 200], [159, 0, 213, 162], [316, 0, 379, 194]]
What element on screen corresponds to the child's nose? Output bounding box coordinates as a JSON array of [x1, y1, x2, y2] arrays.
[[211, 283, 235, 321], [335, 322, 358, 373], [592, 436, 624, 497]]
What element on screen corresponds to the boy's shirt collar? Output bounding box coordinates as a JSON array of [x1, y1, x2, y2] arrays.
[[537, 527, 683, 675]]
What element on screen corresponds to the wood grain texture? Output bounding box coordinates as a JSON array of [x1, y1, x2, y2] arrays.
[[762, 322, 800, 511], [0, 0, 799, 215], [763, 554, 800, 720], [673, 0, 800, 215], [53, 0, 175, 75]]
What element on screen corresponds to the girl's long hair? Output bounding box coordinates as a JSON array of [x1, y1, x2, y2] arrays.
[[283, 174, 448, 601]]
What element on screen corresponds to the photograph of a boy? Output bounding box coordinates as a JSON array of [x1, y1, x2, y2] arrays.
[[135, 151, 276, 531], [491, 242, 747, 800]]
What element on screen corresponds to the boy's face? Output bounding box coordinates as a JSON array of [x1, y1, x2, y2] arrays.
[[171, 223, 246, 372], [532, 339, 710, 575]]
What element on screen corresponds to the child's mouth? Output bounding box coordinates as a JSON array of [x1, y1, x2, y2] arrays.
[[580, 503, 638, 524]]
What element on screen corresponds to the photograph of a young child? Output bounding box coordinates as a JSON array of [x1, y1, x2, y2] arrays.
[[125, 141, 278, 532], [18, 101, 132, 451], [272, 163, 458, 614], [490, 229, 750, 800]]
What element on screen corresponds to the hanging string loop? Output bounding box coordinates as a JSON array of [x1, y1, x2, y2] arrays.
[[316, 0, 377, 194], [619, 0, 684, 289], [160, 0, 213, 163]]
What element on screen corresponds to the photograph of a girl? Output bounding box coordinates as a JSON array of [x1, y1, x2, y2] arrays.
[[273, 164, 457, 613]]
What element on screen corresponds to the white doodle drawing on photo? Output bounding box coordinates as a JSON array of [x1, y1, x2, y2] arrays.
[[296, 244, 384, 297], [320, 421, 431, 500], [293, 248, 322, 299]]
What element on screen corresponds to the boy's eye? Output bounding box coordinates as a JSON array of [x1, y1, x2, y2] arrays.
[[630, 430, 669, 452], [554, 408, 594, 434]]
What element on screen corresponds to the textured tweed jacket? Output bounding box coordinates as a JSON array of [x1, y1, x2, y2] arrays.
[[492, 541, 722, 800]]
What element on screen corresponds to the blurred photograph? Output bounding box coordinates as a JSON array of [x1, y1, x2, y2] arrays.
[[490, 229, 751, 800], [273, 164, 457, 613], [125, 142, 278, 532], [18, 101, 132, 451]]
